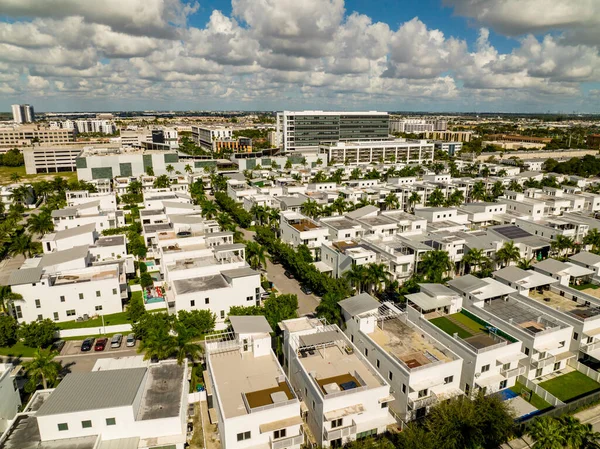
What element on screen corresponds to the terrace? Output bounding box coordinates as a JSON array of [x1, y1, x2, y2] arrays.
[[529, 289, 600, 321], [368, 316, 454, 371], [50, 266, 118, 286], [288, 218, 320, 232]]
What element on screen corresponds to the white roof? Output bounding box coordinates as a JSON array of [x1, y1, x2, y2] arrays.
[[406, 292, 451, 311]]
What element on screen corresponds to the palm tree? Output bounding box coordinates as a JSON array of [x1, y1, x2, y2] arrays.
[[517, 256, 535, 270], [217, 212, 235, 231], [268, 209, 280, 228], [345, 264, 368, 293], [146, 166, 155, 176], [332, 196, 348, 215], [201, 201, 218, 220], [153, 174, 170, 188], [251, 205, 269, 226], [496, 241, 520, 268], [301, 199, 321, 219], [552, 235, 575, 258], [246, 242, 267, 270], [166, 164, 174, 174], [508, 180, 523, 193], [418, 250, 453, 283], [383, 192, 400, 210], [462, 248, 485, 275], [427, 188, 445, 207], [528, 416, 566, 449], [140, 325, 175, 361], [559, 415, 586, 449], [471, 181, 487, 202], [491, 181, 505, 198], [127, 180, 142, 195], [579, 422, 600, 448], [9, 186, 28, 205], [9, 172, 21, 183], [365, 263, 392, 294], [9, 232, 39, 258], [185, 164, 192, 174], [584, 228, 600, 252], [23, 348, 62, 390], [27, 212, 54, 237], [350, 168, 362, 180], [408, 192, 421, 212], [0, 287, 23, 315], [173, 324, 203, 365], [445, 189, 465, 207]]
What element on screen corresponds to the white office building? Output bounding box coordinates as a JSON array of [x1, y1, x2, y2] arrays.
[[191, 125, 233, 149], [11, 104, 34, 124], [318, 140, 434, 165]]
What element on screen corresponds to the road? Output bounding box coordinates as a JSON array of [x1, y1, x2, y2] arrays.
[[239, 228, 320, 316]]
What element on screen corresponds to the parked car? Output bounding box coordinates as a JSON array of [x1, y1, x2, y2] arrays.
[[301, 285, 313, 295], [81, 338, 95, 352], [284, 270, 294, 279], [126, 333, 136, 347], [94, 337, 108, 352], [51, 340, 65, 353], [110, 334, 123, 348]]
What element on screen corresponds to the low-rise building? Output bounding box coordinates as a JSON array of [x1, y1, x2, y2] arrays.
[[318, 139, 434, 165], [280, 211, 329, 259], [0, 364, 20, 434]]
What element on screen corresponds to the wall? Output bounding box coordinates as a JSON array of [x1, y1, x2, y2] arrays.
[[56, 323, 132, 338], [0, 368, 20, 434]]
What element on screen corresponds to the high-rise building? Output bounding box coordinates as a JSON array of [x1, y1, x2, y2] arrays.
[[276, 111, 389, 152], [11, 104, 35, 124]]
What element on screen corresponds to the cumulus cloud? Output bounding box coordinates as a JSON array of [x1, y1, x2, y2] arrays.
[[0, 0, 597, 111]]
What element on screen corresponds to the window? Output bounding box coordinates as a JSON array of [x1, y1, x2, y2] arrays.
[[220, 310, 225, 319], [402, 384, 406, 393], [381, 402, 388, 408], [37, 314, 43, 321], [237, 431, 251, 441], [112, 288, 117, 295], [274, 429, 287, 439], [559, 341, 565, 348], [331, 418, 343, 428], [573, 332, 579, 341], [79, 293, 84, 300], [481, 364, 490, 373], [66, 309, 76, 317], [502, 363, 510, 371], [35, 299, 41, 308], [53, 312, 59, 321], [57, 423, 68, 431], [364, 348, 368, 357], [553, 362, 561, 371], [60, 295, 65, 302], [418, 389, 428, 398], [205, 298, 210, 304], [95, 305, 103, 311], [388, 371, 393, 381], [376, 359, 380, 368], [106, 418, 116, 426], [247, 296, 253, 301], [14, 306, 22, 319], [81, 420, 92, 429], [444, 376, 453, 384], [96, 291, 101, 297], [524, 347, 530, 356], [190, 300, 195, 307]]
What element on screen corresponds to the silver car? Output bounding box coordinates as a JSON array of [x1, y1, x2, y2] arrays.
[[126, 333, 136, 347], [110, 333, 123, 348]]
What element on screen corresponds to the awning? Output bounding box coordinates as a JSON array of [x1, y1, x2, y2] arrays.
[[378, 394, 395, 404], [352, 412, 396, 432], [585, 328, 600, 337], [300, 330, 342, 348], [324, 404, 365, 421], [554, 351, 576, 362], [406, 292, 451, 311], [497, 352, 529, 365], [430, 385, 463, 399], [475, 374, 505, 389], [411, 377, 444, 391], [313, 261, 333, 273], [260, 415, 303, 433]]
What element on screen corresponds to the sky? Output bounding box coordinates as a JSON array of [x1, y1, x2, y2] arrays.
[[0, 0, 599, 113]]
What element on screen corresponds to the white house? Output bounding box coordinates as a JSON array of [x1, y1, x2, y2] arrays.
[[280, 316, 395, 447], [204, 316, 303, 449], [0, 364, 20, 434], [280, 211, 329, 259]]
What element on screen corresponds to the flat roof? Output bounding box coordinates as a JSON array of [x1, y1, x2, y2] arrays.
[[95, 235, 125, 247], [136, 362, 185, 421], [321, 217, 358, 230], [368, 317, 453, 369], [528, 289, 600, 322], [51, 223, 96, 240], [230, 316, 272, 335], [0, 415, 97, 449], [338, 293, 380, 317], [481, 296, 564, 332], [173, 274, 229, 294], [37, 368, 146, 416], [570, 251, 600, 267], [40, 245, 89, 268]]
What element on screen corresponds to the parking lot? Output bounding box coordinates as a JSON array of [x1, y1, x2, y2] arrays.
[[55, 338, 140, 373]]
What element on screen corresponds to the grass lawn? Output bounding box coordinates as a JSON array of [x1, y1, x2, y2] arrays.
[[0, 341, 38, 358], [574, 283, 600, 291], [128, 278, 140, 286], [539, 371, 600, 402], [451, 312, 487, 334], [510, 381, 552, 411], [430, 317, 472, 339], [130, 291, 142, 301], [57, 311, 131, 330], [0, 166, 78, 185]]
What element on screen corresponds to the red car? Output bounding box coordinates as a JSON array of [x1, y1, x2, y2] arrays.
[[94, 337, 108, 351]]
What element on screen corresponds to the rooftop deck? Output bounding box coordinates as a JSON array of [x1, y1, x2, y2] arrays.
[[51, 267, 118, 286], [481, 296, 563, 334], [369, 317, 453, 370], [290, 219, 320, 232], [529, 290, 600, 321]]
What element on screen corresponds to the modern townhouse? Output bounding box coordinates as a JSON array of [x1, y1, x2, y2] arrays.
[[204, 316, 303, 449], [41, 223, 97, 253], [8, 246, 123, 323], [458, 202, 508, 229], [280, 211, 329, 259], [66, 191, 117, 211], [0, 364, 20, 434], [379, 210, 427, 235], [405, 284, 527, 397], [569, 252, 600, 277], [338, 294, 462, 422], [501, 191, 546, 219], [493, 266, 559, 298], [319, 217, 364, 241], [448, 275, 574, 380], [487, 225, 552, 262], [0, 359, 188, 449], [413, 207, 469, 225], [143, 191, 193, 209], [273, 196, 305, 213], [532, 258, 594, 287], [515, 216, 589, 244], [318, 240, 378, 278], [280, 316, 395, 447], [51, 201, 125, 231], [227, 180, 259, 203]]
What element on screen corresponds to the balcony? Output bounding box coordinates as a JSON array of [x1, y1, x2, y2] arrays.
[[323, 423, 357, 442], [580, 340, 600, 357], [408, 391, 438, 410], [501, 363, 527, 378], [531, 354, 556, 369], [271, 432, 304, 449]]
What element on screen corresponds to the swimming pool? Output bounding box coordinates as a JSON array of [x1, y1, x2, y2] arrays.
[[145, 261, 155, 269], [495, 389, 518, 401]]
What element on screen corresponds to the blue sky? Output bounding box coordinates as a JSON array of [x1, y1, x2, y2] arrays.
[[0, 0, 598, 113]]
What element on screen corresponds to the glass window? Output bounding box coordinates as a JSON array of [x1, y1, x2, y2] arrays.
[[58, 423, 68, 431], [112, 288, 117, 295], [35, 299, 41, 308], [79, 293, 84, 300], [274, 429, 287, 439], [106, 418, 116, 426], [481, 364, 490, 373], [66, 309, 76, 317], [60, 295, 65, 302], [81, 420, 92, 429], [96, 291, 101, 297], [191, 300, 195, 307]]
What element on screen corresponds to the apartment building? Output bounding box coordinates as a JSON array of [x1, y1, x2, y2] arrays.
[[318, 240, 377, 278], [0, 125, 75, 148], [11, 104, 34, 124], [191, 125, 233, 149], [339, 294, 462, 422], [280, 211, 329, 258], [204, 316, 303, 449], [276, 111, 389, 152], [433, 140, 462, 156], [0, 359, 188, 449], [280, 316, 395, 447], [448, 275, 574, 380], [8, 247, 123, 323], [51, 119, 115, 134], [318, 139, 434, 165], [0, 364, 20, 434]]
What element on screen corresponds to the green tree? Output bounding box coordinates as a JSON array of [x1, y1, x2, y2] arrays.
[[246, 241, 267, 271], [552, 235, 575, 258], [185, 164, 193, 174], [365, 263, 392, 294], [0, 287, 23, 315], [9, 232, 39, 258], [27, 212, 54, 237], [23, 347, 62, 390], [517, 256, 535, 270], [350, 168, 362, 180], [264, 294, 298, 330], [9, 172, 21, 183], [18, 319, 58, 348], [0, 315, 17, 346], [153, 174, 171, 188], [446, 189, 465, 207], [177, 310, 216, 337], [315, 291, 345, 326], [300, 199, 321, 219], [471, 181, 487, 202], [173, 323, 203, 364], [166, 164, 174, 174], [508, 179, 523, 192], [428, 188, 446, 207], [383, 192, 400, 210], [462, 248, 489, 275], [496, 241, 520, 268], [345, 264, 368, 292], [408, 192, 422, 211], [491, 181, 505, 198], [418, 250, 453, 282], [528, 416, 566, 449], [200, 200, 218, 220], [128, 294, 146, 323], [146, 166, 154, 176], [140, 273, 154, 288], [284, 160, 292, 169], [583, 228, 600, 252]]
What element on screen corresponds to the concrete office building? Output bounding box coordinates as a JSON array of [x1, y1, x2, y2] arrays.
[[319, 139, 434, 165], [433, 141, 462, 156], [0, 126, 75, 149], [11, 104, 34, 124], [423, 131, 474, 143], [276, 111, 389, 152], [191, 125, 233, 149], [24, 143, 100, 174]]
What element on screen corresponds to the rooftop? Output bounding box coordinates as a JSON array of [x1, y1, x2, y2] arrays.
[[136, 362, 185, 421], [173, 274, 229, 294], [94, 235, 125, 247], [51, 266, 118, 286], [321, 217, 358, 230], [529, 289, 600, 322], [481, 296, 564, 334], [0, 415, 97, 449], [368, 317, 453, 370]]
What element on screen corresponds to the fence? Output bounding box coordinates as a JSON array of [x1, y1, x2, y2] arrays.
[[56, 323, 132, 338], [516, 375, 565, 407], [568, 359, 600, 383]]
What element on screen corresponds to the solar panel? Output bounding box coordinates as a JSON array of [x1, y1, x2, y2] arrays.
[[494, 226, 531, 240]]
